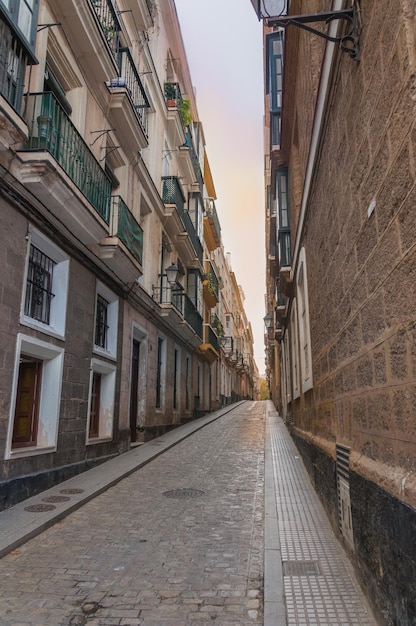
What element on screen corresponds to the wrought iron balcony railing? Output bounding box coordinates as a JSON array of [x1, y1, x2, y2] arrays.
[[91, 0, 121, 59], [207, 324, 219, 352], [24, 92, 111, 222], [184, 131, 203, 189], [111, 48, 149, 137], [110, 196, 143, 264], [161, 176, 203, 263], [205, 198, 221, 244]]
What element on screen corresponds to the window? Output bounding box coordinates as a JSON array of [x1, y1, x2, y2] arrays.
[[25, 245, 55, 324], [276, 167, 291, 266], [93, 282, 118, 359], [0, 0, 39, 54], [21, 228, 69, 339], [290, 298, 300, 399], [297, 247, 313, 392], [87, 359, 116, 442], [187, 269, 203, 314], [7, 334, 64, 458], [266, 30, 284, 113], [95, 294, 109, 349]]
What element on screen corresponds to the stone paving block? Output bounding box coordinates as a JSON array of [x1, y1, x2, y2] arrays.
[[0, 402, 381, 625]]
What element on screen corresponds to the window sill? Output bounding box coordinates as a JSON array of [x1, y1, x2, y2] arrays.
[[86, 437, 113, 446], [20, 316, 65, 341], [92, 346, 117, 361], [8, 445, 56, 459]]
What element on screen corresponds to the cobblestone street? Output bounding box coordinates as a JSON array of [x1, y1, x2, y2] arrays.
[[0, 403, 265, 626]]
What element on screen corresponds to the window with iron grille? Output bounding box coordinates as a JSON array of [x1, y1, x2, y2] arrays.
[[24, 244, 55, 324], [95, 294, 109, 349]]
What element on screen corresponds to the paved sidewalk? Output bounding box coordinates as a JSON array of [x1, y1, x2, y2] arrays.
[[265, 401, 378, 626], [0, 400, 379, 625]]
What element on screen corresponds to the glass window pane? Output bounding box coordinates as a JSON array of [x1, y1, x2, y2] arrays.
[[18, 3, 32, 39]]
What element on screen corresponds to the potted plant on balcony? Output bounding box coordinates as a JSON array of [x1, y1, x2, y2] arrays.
[[165, 83, 177, 107], [178, 97, 192, 127]]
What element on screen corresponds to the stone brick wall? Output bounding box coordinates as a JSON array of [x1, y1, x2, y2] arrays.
[[294, 0, 416, 505], [0, 197, 122, 508], [283, 0, 416, 622]]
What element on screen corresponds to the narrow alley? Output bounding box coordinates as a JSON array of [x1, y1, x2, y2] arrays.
[[0, 401, 377, 626]]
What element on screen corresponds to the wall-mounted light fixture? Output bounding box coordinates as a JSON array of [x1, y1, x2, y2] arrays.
[[263, 313, 273, 330], [152, 263, 181, 300], [251, 0, 360, 60]]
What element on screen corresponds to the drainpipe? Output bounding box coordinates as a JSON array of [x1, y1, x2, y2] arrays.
[[291, 0, 345, 273]]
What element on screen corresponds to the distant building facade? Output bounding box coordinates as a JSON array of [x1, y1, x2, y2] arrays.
[[0, 0, 258, 509], [258, 0, 416, 623]]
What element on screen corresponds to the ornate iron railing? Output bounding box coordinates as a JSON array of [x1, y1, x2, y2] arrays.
[[90, 0, 121, 59]]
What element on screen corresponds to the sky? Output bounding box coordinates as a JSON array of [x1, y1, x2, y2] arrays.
[[173, 0, 267, 375]]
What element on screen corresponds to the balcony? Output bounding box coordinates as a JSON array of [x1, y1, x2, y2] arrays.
[[14, 91, 112, 249], [96, 196, 144, 282], [0, 19, 36, 148], [203, 262, 219, 308], [107, 48, 150, 154], [164, 82, 186, 144], [122, 0, 156, 32], [197, 324, 220, 364], [184, 294, 203, 338], [178, 131, 204, 188], [157, 287, 203, 346], [23, 92, 111, 220], [204, 198, 221, 251], [52, 0, 120, 83], [161, 176, 203, 264]]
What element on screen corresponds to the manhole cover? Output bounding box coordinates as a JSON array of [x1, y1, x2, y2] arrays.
[[42, 495, 71, 503], [283, 560, 322, 577], [60, 488, 85, 494], [163, 488, 205, 499], [24, 503, 56, 512]]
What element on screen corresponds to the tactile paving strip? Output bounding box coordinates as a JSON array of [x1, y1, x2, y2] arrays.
[[269, 411, 377, 625]]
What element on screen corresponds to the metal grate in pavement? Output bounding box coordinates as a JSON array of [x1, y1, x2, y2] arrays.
[[283, 560, 322, 577]]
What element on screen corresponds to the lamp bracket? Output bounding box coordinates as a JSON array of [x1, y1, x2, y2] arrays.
[[267, 8, 360, 60]]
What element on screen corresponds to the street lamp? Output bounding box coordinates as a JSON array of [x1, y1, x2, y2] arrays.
[[263, 313, 273, 331], [249, 0, 360, 60], [165, 263, 179, 286], [152, 263, 180, 299]]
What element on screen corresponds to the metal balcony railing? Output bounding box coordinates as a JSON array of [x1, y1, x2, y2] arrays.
[[112, 48, 149, 137], [205, 262, 219, 300], [161, 176, 203, 263], [0, 22, 28, 112], [184, 131, 203, 189], [90, 0, 121, 59], [184, 294, 203, 338], [205, 198, 221, 244], [207, 325, 219, 352], [24, 92, 111, 222], [110, 196, 143, 264]]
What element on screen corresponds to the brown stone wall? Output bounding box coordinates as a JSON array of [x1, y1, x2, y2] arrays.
[[290, 0, 416, 507], [0, 196, 122, 501]]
